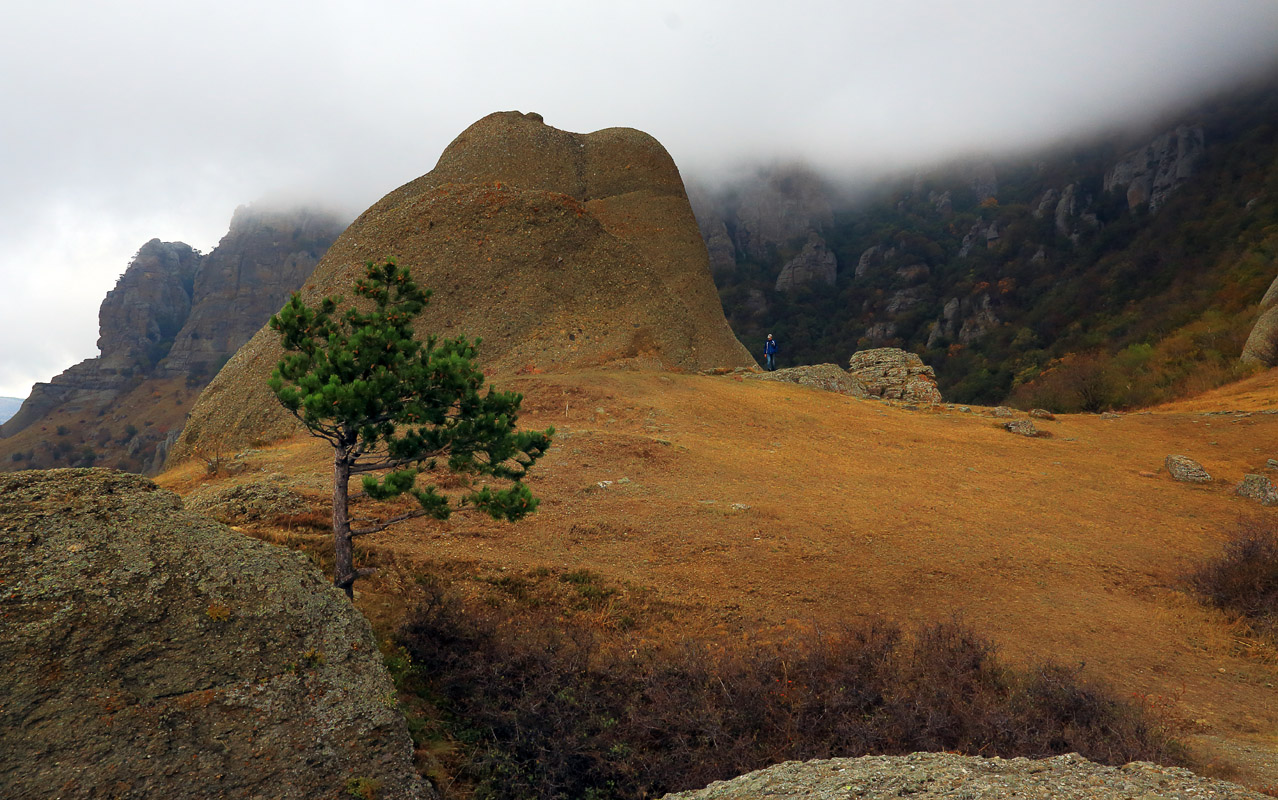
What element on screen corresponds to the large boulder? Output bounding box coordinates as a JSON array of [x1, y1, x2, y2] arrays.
[[0, 469, 429, 800], [847, 348, 943, 404], [1240, 273, 1278, 368], [174, 111, 753, 461], [660, 753, 1269, 800]]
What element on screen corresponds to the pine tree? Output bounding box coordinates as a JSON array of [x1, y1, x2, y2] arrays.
[[268, 258, 553, 597]]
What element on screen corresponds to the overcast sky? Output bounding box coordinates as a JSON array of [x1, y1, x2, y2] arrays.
[[2, 0, 1277, 399]]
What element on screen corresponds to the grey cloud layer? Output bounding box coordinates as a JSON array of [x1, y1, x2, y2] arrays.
[[1, 0, 1276, 396]]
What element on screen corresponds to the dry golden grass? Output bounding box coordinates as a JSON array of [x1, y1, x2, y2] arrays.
[[158, 364, 1278, 790]]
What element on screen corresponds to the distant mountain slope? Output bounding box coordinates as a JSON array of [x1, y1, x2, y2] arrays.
[[0, 397, 22, 425], [697, 74, 1278, 409], [0, 206, 346, 473]]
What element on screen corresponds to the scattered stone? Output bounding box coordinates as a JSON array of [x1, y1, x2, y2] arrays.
[[959, 406, 971, 413], [1268, 458, 1278, 470], [1029, 408, 1056, 420], [0, 469, 429, 800], [660, 752, 1270, 800], [1235, 474, 1278, 506], [991, 406, 1015, 418], [730, 503, 751, 511], [1101, 411, 1122, 419], [847, 348, 942, 404], [1003, 419, 1038, 437], [1165, 455, 1211, 483], [749, 364, 868, 398]]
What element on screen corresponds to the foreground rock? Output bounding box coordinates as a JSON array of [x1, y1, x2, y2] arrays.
[[750, 364, 868, 397], [0, 469, 429, 800], [1165, 455, 1212, 483], [847, 348, 943, 404], [661, 752, 1267, 800]]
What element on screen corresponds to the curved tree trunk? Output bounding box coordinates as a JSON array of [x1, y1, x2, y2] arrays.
[[332, 450, 355, 599]]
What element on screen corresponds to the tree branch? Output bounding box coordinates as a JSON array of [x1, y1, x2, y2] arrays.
[[351, 509, 432, 537]]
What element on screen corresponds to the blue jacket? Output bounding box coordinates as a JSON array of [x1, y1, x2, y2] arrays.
[[764, 338, 778, 355]]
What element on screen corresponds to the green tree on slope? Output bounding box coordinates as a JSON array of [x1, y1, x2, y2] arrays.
[[268, 258, 553, 597]]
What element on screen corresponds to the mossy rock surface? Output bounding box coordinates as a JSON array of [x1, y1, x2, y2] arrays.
[[0, 468, 430, 800]]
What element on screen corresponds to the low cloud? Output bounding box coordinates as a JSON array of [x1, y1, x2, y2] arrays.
[[1, 0, 1276, 396]]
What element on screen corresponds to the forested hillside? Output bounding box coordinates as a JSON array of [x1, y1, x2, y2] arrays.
[[699, 75, 1278, 410]]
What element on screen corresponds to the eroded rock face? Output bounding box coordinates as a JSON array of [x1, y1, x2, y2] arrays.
[[159, 206, 345, 378], [847, 348, 943, 404], [0, 469, 429, 800], [1104, 125, 1205, 213], [0, 206, 344, 475], [660, 753, 1269, 800], [775, 233, 837, 291], [175, 111, 754, 460], [732, 165, 833, 262]]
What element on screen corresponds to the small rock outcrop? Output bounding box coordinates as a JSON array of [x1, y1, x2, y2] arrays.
[[750, 364, 868, 397], [1165, 454, 1212, 483], [660, 753, 1269, 800], [847, 348, 943, 404], [0, 469, 428, 799], [775, 232, 837, 291], [1240, 272, 1278, 367], [1003, 419, 1038, 436], [1235, 473, 1278, 506]]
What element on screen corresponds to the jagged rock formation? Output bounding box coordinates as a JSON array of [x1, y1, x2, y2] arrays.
[[847, 348, 943, 403], [660, 753, 1268, 800], [1105, 125, 1205, 212], [0, 469, 429, 800], [174, 112, 754, 460], [750, 364, 868, 397], [775, 232, 837, 291], [159, 206, 342, 378], [1, 240, 201, 437], [0, 206, 344, 473], [926, 294, 999, 348], [1240, 273, 1278, 367]]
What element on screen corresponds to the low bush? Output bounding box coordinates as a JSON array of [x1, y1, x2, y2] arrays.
[[1188, 520, 1278, 639], [396, 583, 1183, 800]]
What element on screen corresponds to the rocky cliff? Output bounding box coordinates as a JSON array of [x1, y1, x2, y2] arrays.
[[0, 468, 429, 799], [0, 206, 344, 473], [703, 74, 1278, 409], [173, 111, 754, 460], [1241, 272, 1278, 367]]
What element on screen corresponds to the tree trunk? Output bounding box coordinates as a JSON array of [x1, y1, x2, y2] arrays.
[[332, 450, 355, 599]]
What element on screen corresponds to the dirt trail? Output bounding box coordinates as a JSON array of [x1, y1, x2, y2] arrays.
[[160, 366, 1278, 791]]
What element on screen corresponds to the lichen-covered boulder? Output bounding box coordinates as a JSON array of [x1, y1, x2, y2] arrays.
[[847, 348, 942, 404], [750, 364, 868, 397], [1236, 473, 1278, 506], [660, 753, 1269, 800], [1165, 455, 1211, 483], [0, 469, 430, 800]]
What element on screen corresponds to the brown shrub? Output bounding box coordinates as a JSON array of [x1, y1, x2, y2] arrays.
[[1188, 520, 1278, 640], [395, 586, 1183, 800]]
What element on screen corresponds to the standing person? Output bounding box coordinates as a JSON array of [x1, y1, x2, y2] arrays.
[[764, 333, 778, 371]]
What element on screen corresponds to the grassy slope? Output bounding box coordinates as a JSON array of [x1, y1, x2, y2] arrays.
[[159, 365, 1278, 791]]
